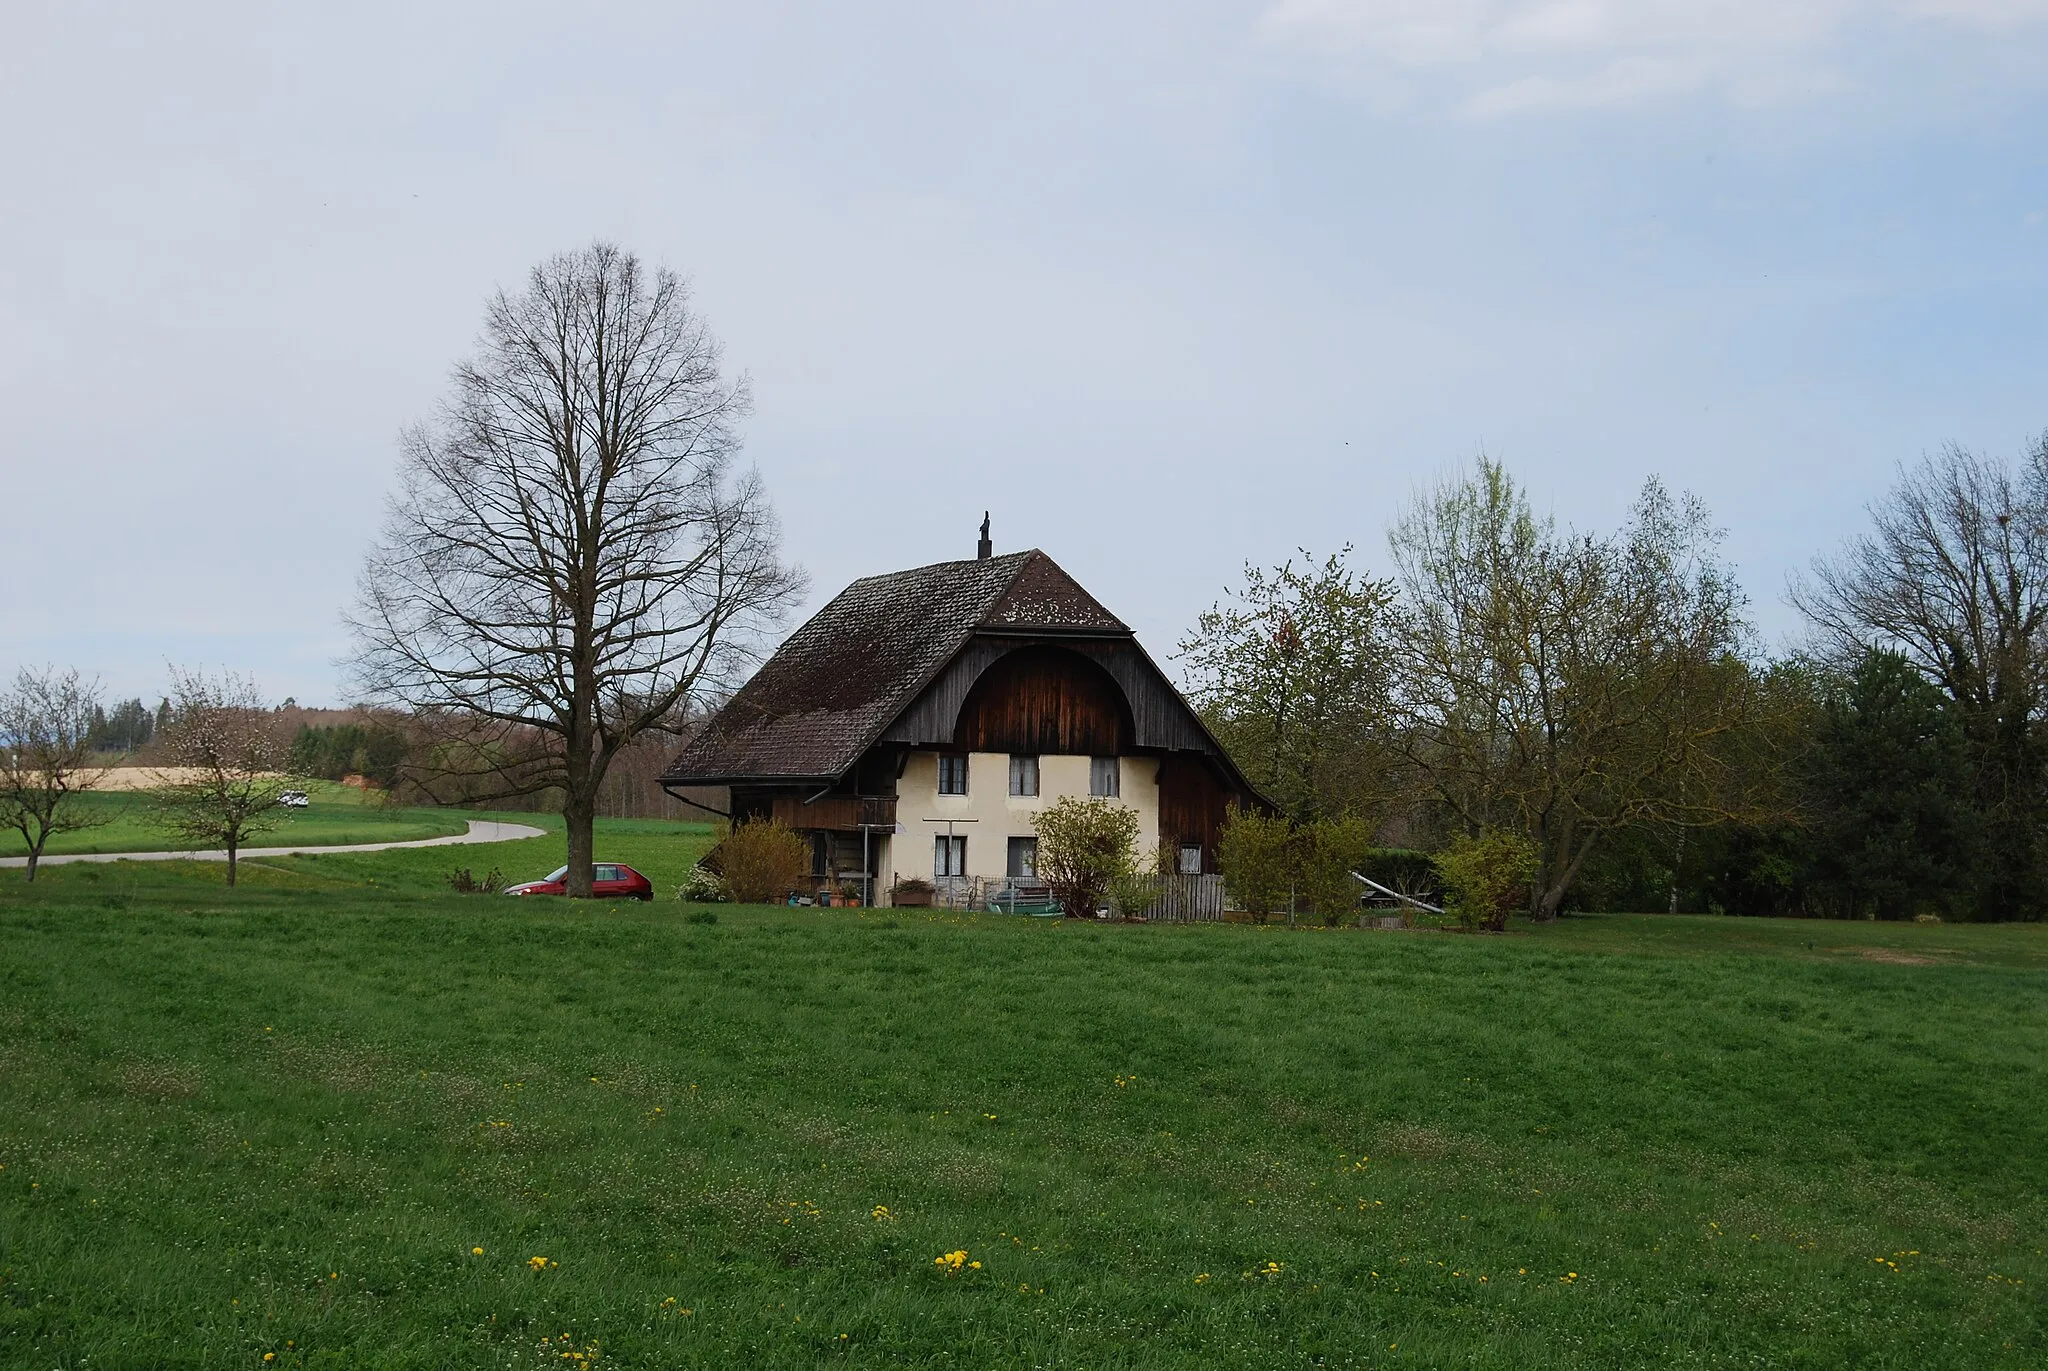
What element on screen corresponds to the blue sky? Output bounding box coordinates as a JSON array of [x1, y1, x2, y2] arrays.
[[2, 1, 2044, 704]]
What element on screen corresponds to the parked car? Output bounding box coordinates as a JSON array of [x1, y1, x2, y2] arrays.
[[504, 863, 654, 901], [277, 790, 310, 808]]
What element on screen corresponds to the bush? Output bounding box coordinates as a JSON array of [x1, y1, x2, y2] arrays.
[[713, 818, 810, 904], [447, 866, 504, 894], [677, 864, 729, 903], [1217, 806, 1293, 922], [1294, 817, 1372, 926], [1106, 858, 1162, 921], [1436, 832, 1537, 932], [1035, 797, 1142, 919]]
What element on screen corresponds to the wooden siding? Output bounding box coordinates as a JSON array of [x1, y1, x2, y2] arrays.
[[951, 645, 1133, 755], [769, 794, 897, 832], [1157, 754, 1235, 874], [880, 636, 1214, 753], [730, 788, 896, 832]]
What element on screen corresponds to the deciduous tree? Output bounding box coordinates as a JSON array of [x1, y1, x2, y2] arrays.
[[0, 666, 108, 881], [1177, 549, 1393, 821], [1386, 460, 1763, 919], [147, 668, 297, 887], [348, 243, 804, 896]]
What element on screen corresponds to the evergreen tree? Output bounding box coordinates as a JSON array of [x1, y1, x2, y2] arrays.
[[1807, 650, 1977, 920]]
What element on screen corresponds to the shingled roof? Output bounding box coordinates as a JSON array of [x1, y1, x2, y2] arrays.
[[662, 550, 1130, 784]]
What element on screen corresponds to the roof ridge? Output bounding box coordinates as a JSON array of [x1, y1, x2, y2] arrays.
[[846, 549, 1035, 587]]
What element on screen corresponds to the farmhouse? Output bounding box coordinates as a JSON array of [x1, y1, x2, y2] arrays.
[[659, 527, 1261, 907]]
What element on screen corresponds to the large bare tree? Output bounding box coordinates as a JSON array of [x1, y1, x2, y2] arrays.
[[1793, 437, 2048, 919], [0, 666, 109, 881], [348, 243, 803, 896], [1385, 460, 1764, 919], [148, 667, 297, 887]]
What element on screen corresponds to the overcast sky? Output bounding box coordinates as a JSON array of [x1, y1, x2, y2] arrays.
[[3, 1, 2045, 705]]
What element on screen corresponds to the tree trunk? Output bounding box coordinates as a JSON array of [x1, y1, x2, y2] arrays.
[[563, 791, 595, 898], [24, 844, 41, 882], [226, 834, 238, 888], [1535, 839, 1594, 921]]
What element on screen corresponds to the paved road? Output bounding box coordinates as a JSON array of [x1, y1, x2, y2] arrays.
[[0, 819, 550, 869]]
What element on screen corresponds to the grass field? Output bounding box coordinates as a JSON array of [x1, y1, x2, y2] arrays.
[[0, 784, 471, 858], [1, 821, 2043, 1369]]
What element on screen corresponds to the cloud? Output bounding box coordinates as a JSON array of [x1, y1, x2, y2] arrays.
[[1259, 0, 2048, 112]]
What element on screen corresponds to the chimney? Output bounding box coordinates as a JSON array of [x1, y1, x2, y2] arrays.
[[977, 511, 992, 560]]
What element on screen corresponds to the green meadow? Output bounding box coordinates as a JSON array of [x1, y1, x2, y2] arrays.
[[1, 818, 2043, 1369], [0, 784, 469, 858]]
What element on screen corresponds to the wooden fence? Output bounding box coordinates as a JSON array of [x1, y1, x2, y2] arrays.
[[913, 873, 1229, 920], [1136, 873, 1228, 922]]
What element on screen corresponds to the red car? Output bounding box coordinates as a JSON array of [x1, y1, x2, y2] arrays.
[[504, 863, 655, 901]]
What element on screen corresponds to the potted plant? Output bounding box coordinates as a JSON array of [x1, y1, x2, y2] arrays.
[[892, 876, 935, 908], [838, 879, 864, 908]]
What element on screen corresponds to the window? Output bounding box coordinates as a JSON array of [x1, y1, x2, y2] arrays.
[[1178, 844, 1203, 875], [937, 754, 968, 795], [1006, 836, 1038, 878], [1090, 756, 1120, 797], [1009, 754, 1039, 797], [934, 834, 966, 877], [594, 865, 620, 882]]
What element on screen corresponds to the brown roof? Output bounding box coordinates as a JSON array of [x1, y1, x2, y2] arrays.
[[661, 550, 1129, 784]]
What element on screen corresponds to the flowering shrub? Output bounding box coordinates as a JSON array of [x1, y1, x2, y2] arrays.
[[677, 864, 728, 903], [711, 819, 809, 904]]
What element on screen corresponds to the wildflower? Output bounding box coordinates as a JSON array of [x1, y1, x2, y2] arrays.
[[871, 1205, 893, 1221], [528, 1255, 555, 1271], [1194, 1272, 1210, 1284], [933, 1249, 970, 1274], [472, 1246, 484, 1256], [264, 1357, 275, 1364]]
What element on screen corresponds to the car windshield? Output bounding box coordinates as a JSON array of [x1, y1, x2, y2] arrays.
[[544, 866, 569, 882]]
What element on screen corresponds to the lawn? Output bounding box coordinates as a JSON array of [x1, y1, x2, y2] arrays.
[[0, 830, 2042, 1369], [0, 784, 470, 858]]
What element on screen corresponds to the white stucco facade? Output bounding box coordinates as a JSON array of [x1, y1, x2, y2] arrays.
[[883, 750, 1161, 890]]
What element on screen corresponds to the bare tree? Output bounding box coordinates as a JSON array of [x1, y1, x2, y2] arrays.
[[1385, 460, 1764, 919], [0, 666, 109, 881], [347, 242, 803, 896], [148, 668, 297, 887], [1792, 437, 2048, 918]]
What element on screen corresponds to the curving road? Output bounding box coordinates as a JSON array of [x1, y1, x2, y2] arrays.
[[0, 819, 550, 869]]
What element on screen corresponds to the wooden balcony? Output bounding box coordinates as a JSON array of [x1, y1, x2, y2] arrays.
[[769, 793, 898, 832]]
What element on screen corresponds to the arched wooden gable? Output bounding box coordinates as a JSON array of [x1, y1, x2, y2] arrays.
[[951, 645, 1133, 756]]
